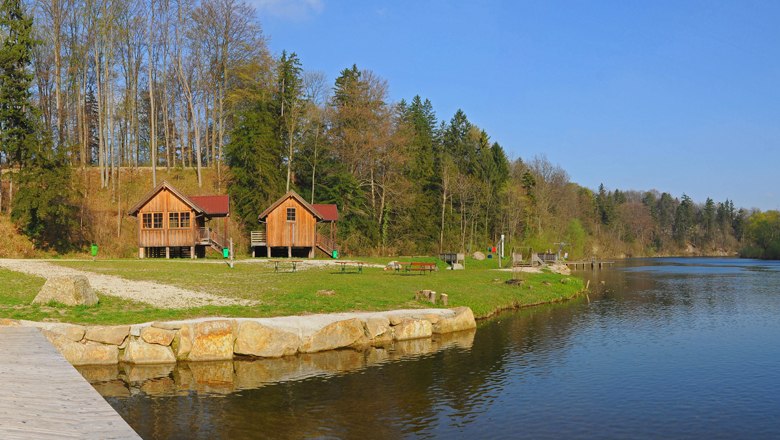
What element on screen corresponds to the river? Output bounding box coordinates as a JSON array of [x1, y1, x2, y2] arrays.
[[84, 258, 780, 439]]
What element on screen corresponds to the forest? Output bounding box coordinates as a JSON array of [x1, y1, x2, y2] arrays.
[[0, 0, 778, 260]]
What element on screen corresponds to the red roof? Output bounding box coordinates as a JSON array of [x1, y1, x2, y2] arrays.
[[190, 195, 230, 216], [312, 204, 338, 222]]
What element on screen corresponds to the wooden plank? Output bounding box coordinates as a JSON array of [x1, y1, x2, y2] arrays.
[[0, 327, 140, 440]]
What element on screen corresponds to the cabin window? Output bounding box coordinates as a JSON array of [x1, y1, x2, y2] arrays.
[[286, 207, 296, 221], [153, 213, 163, 228], [168, 212, 191, 229], [142, 213, 163, 229]]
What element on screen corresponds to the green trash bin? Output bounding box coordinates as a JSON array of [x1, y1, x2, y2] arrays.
[[90, 244, 98, 257], [332, 250, 338, 259], [222, 247, 229, 259]]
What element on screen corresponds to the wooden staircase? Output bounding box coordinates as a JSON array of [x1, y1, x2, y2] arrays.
[[198, 227, 226, 252], [316, 233, 338, 258]]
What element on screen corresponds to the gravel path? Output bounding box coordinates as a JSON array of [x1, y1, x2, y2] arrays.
[[0, 259, 258, 309]]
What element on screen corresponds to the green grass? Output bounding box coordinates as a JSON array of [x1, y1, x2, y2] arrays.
[[0, 258, 584, 325]]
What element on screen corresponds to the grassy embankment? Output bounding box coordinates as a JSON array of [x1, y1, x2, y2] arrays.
[[0, 257, 584, 325]]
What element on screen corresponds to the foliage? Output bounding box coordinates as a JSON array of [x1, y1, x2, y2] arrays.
[[11, 151, 78, 252], [224, 99, 284, 229], [742, 211, 780, 259], [0, 0, 37, 168]]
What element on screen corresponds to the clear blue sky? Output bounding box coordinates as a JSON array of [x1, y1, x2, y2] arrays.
[[250, 0, 780, 211]]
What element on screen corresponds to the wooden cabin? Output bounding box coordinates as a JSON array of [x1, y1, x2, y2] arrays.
[[128, 181, 229, 258], [251, 190, 338, 258]]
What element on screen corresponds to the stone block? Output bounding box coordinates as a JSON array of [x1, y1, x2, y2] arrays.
[[432, 307, 477, 334], [85, 325, 130, 345], [121, 338, 176, 364], [234, 321, 300, 358], [393, 318, 433, 341], [299, 318, 369, 353], [186, 320, 235, 361], [141, 326, 176, 346]]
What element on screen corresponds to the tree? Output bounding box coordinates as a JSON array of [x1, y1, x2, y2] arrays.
[[2, 0, 77, 250], [743, 210, 780, 259], [224, 99, 284, 228], [12, 149, 77, 251], [673, 194, 695, 245], [276, 50, 303, 191], [0, 0, 38, 169]]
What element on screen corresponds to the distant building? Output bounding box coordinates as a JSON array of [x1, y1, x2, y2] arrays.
[[128, 181, 229, 258], [251, 190, 338, 258]]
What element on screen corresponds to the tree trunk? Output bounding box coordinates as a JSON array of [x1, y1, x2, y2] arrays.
[[148, 0, 157, 186]]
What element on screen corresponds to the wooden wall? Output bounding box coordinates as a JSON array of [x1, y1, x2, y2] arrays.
[[266, 197, 316, 247], [136, 189, 197, 247]]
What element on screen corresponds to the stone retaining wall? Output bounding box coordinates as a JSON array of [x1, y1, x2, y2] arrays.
[[1, 307, 476, 366], [77, 329, 476, 398]]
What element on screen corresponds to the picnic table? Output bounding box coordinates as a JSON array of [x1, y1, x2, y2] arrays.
[[272, 260, 302, 273], [335, 261, 364, 273], [394, 261, 436, 274]]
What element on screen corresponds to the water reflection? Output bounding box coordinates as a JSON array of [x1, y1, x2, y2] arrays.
[[78, 330, 476, 399], [92, 258, 780, 439]]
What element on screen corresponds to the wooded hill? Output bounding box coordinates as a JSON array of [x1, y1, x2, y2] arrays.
[[0, 1, 777, 259]]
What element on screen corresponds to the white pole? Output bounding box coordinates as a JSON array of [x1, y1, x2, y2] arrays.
[[229, 238, 234, 268]]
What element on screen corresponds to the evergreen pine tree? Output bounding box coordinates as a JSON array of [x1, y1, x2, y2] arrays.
[[2, 0, 77, 251], [0, 0, 37, 168]]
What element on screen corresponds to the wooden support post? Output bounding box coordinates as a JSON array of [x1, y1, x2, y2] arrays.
[[266, 246, 270, 258], [139, 247, 144, 259], [441, 293, 449, 306], [165, 247, 170, 259], [308, 247, 314, 258], [190, 246, 195, 259], [288, 246, 291, 258]]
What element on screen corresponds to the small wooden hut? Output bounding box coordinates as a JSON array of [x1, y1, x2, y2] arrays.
[[128, 181, 229, 258], [251, 190, 338, 258]]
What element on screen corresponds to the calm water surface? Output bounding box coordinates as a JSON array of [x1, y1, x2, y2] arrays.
[[92, 258, 780, 439]]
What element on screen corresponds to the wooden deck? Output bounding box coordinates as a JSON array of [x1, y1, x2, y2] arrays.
[[0, 327, 140, 440], [563, 260, 615, 270]]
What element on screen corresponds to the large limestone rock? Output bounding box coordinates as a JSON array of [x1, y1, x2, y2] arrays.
[[85, 325, 130, 345], [122, 339, 176, 364], [365, 317, 393, 345], [172, 324, 193, 360], [32, 275, 98, 307], [432, 307, 477, 334], [393, 318, 433, 341], [185, 320, 235, 361], [299, 318, 369, 353], [141, 326, 176, 346], [234, 321, 300, 358], [46, 323, 86, 342], [44, 330, 118, 366], [472, 251, 486, 261]]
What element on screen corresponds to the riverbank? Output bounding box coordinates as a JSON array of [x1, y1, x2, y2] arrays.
[[0, 307, 477, 366], [0, 258, 584, 324]]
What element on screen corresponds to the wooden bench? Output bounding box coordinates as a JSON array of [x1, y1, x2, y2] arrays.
[[408, 262, 436, 274]]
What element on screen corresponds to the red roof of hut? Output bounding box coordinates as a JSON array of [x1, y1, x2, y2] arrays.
[[190, 195, 230, 216], [312, 204, 338, 222]]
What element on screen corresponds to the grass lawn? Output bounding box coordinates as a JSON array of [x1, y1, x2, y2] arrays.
[[0, 257, 584, 325]]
